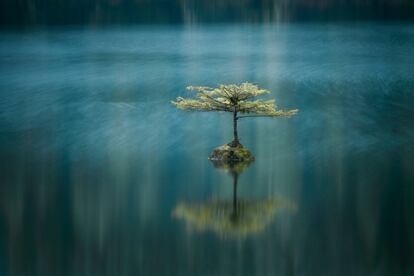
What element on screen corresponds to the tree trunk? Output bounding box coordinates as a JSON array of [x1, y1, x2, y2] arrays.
[[228, 108, 241, 148], [232, 109, 239, 144]]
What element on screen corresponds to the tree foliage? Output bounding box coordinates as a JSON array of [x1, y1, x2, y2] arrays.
[[172, 82, 298, 118]]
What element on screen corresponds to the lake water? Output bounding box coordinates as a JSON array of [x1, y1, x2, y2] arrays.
[[0, 23, 414, 275]]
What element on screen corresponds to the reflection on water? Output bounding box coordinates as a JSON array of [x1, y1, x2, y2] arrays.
[[174, 160, 297, 239], [0, 23, 413, 275]]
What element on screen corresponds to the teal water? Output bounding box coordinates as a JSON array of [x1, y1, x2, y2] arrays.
[[0, 23, 414, 275]]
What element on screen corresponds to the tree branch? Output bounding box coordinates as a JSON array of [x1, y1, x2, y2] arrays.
[[198, 91, 229, 108], [237, 114, 280, 119]]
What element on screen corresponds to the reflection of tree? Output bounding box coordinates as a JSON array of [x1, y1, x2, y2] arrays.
[[1, 152, 412, 274], [173, 160, 296, 238]]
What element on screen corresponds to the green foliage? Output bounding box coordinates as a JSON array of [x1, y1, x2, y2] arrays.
[[172, 82, 298, 118]]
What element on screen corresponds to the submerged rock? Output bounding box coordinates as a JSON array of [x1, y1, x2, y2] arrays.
[[210, 158, 253, 175], [209, 142, 255, 163]]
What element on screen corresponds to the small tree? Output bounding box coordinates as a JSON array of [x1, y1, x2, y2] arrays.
[[172, 82, 298, 147]]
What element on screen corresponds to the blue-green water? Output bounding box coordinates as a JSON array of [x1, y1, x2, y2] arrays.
[[0, 23, 414, 275]]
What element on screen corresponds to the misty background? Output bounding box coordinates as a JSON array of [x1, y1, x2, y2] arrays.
[[1, 0, 414, 26]]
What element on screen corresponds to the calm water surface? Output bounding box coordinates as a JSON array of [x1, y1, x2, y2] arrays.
[[0, 23, 414, 275]]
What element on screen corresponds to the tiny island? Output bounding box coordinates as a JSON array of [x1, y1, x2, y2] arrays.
[[172, 82, 298, 162]]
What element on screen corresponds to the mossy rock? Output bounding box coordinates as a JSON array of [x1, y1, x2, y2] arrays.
[[209, 142, 255, 164]]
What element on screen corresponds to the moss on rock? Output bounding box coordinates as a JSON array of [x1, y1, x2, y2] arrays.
[[209, 142, 255, 164]]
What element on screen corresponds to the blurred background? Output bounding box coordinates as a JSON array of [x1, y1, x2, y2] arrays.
[[1, 0, 414, 26], [0, 1, 414, 276]]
